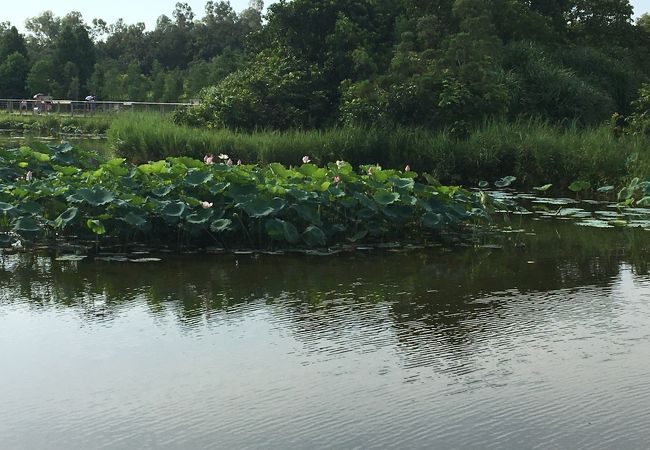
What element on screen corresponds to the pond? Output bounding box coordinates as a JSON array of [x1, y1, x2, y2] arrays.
[[2, 210, 650, 449]]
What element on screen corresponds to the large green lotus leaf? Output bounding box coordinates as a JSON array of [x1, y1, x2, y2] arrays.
[[138, 160, 169, 175], [356, 208, 377, 220], [637, 196, 650, 207], [0, 202, 14, 213], [168, 157, 204, 169], [185, 170, 213, 187], [18, 201, 44, 216], [292, 204, 322, 226], [302, 225, 326, 247], [265, 218, 300, 243], [210, 218, 233, 233], [382, 204, 414, 222], [226, 183, 258, 200], [186, 208, 214, 225], [423, 212, 444, 229], [69, 188, 115, 206], [298, 164, 327, 179], [208, 182, 230, 195], [287, 188, 317, 202], [569, 180, 591, 193], [237, 197, 286, 218], [53, 165, 79, 176], [14, 217, 41, 233], [373, 189, 400, 206], [162, 201, 186, 218], [354, 192, 377, 211], [123, 213, 149, 230], [270, 163, 301, 179], [152, 185, 174, 197], [87, 219, 106, 235], [53, 207, 79, 229], [389, 177, 414, 191], [347, 230, 368, 243]]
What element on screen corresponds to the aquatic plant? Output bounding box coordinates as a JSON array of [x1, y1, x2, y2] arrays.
[[0, 143, 490, 250]]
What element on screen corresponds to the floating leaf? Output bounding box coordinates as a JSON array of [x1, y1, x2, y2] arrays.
[[478, 181, 489, 189], [56, 255, 87, 261], [495, 176, 516, 188], [533, 184, 552, 192], [72, 188, 115, 206]]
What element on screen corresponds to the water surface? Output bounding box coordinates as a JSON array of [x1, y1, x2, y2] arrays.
[[1, 219, 650, 449]]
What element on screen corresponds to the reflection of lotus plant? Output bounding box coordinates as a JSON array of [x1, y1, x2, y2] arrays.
[[0, 143, 490, 250]]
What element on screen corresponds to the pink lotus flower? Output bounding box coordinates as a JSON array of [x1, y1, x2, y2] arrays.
[[405, 165, 411, 172], [302, 155, 311, 164], [25, 171, 33, 181], [201, 201, 213, 209], [226, 158, 233, 166], [237, 159, 242, 166], [204, 154, 214, 165], [333, 176, 341, 184], [336, 160, 345, 169]]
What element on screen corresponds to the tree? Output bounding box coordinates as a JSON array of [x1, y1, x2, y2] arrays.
[[0, 53, 29, 98], [0, 26, 28, 61]]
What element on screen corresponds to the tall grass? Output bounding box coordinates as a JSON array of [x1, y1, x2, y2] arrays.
[[108, 113, 649, 187]]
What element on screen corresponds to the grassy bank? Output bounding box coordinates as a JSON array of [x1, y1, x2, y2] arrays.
[[0, 112, 113, 135], [108, 114, 648, 188]]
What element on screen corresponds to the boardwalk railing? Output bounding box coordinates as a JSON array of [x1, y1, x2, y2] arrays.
[[0, 98, 198, 116]]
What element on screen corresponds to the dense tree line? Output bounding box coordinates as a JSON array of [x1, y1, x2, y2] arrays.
[[1, 0, 650, 131], [0, 1, 263, 102]]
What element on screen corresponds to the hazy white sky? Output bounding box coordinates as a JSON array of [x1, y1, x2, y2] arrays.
[[1, 0, 649, 31]]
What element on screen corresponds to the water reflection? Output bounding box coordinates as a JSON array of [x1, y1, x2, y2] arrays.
[[2, 219, 650, 449]]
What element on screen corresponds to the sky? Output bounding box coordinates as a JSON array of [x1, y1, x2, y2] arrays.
[[1, 0, 649, 32]]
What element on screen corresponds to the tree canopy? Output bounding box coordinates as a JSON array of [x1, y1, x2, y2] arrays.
[[0, 0, 648, 131]]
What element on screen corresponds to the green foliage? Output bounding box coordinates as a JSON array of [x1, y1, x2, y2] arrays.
[[0, 142, 489, 249], [109, 114, 650, 188]]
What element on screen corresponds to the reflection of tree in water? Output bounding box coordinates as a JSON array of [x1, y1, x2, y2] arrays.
[[1, 219, 649, 377]]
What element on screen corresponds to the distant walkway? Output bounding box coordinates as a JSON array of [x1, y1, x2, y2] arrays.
[[0, 98, 197, 117]]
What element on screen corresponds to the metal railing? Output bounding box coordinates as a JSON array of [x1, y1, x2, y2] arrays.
[[0, 98, 198, 117]]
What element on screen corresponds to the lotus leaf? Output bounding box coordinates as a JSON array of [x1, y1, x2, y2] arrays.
[[54, 208, 79, 229], [14, 217, 41, 233], [302, 225, 326, 247], [87, 219, 106, 235]]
